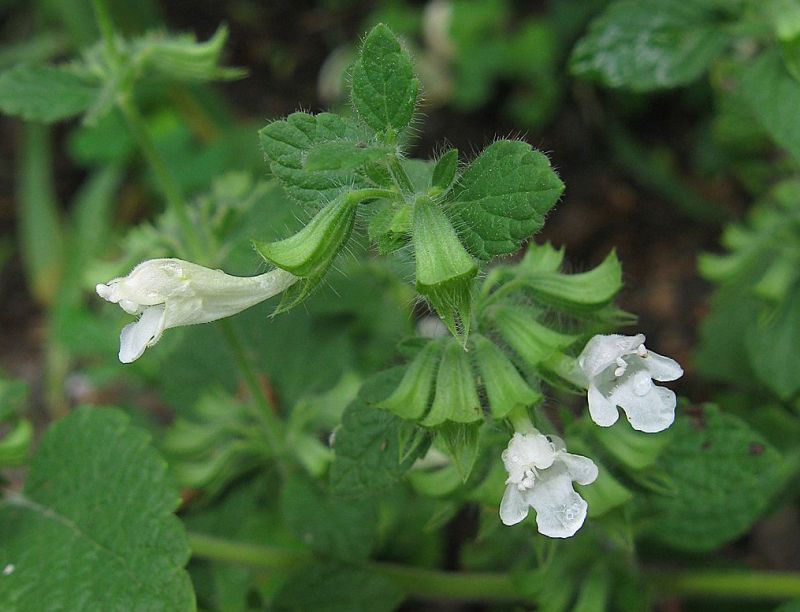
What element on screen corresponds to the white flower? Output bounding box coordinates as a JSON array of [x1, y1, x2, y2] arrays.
[[499, 432, 598, 538], [96, 258, 297, 363], [578, 334, 683, 433]]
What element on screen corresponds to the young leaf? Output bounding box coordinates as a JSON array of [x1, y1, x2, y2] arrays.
[[646, 405, 782, 552], [448, 140, 563, 261], [304, 140, 391, 171], [0, 407, 193, 610], [259, 112, 372, 203], [0, 64, 98, 123], [273, 562, 404, 612], [330, 399, 430, 497], [280, 475, 377, 562], [570, 0, 731, 91], [351, 24, 420, 135], [430, 149, 459, 194]]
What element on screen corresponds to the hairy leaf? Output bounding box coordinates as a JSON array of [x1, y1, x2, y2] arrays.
[[0, 407, 193, 610], [448, 140, 563, 261], [646, 405, 782, 551], [351, 24, 419, 135], [0, 64, 97, 122], [570, 0, 731, 91], [259, 112, 372, 203]]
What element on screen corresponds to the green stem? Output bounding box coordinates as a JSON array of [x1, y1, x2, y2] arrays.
[[346, 187, 399, 204], [118, 96, 204, 261], [218, 319, 288, 473], [90, 0, 120, 66], [651, 570, 800, 601], [187, 532, 800, 603], [187, 533, 520, 602]]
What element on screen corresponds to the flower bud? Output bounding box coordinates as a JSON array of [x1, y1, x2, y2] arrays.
[[413, 197, 477, 340]]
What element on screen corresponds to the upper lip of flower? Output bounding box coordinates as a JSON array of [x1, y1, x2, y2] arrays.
[[578, 333, 684, 433]]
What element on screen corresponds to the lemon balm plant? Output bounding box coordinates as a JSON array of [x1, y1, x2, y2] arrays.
[[0, 3, 798, 610]]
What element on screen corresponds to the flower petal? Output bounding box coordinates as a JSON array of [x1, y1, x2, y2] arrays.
[[611, 381, 676, 433], [578, 334, 644, 378], [118, 305, 166, 363], [587, 384, 619, 427], [559, 453, 599, 486], [526, 463, 588, 538], [499, 484, 530, 526], [641, 350, 683, 382]]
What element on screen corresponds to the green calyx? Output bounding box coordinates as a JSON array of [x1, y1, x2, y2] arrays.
[[472, 334, 542, 418], [378, 340, 443, 420], [489, 304, 579, 370], [253, 194, 358, 278], [422, 339, 482, 427], [412, 196, 478, 341]]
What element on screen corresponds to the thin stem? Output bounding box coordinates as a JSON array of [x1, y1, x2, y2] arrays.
[[187, 533, 520, 602], [118, 96, 204, 261], [187, 532, 800, 604], [90, 0, 120, 66], [345, 187, 399, 204], [651, 570, 800, 601], [218, 319, 288, 473]]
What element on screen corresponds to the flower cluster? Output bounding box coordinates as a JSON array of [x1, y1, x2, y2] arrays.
[[499, 333, 682, 538], [97, 258, 296, 363]]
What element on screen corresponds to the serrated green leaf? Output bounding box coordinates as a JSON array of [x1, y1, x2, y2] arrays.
[[351, 24, 419, 135], [273, 562, 404, 612], [570, 0, 730, 91], [646, 405, 782, 552], [741, 49, 800, 161], [259, 112, 371, 203], [280, 475, 376, 562], [448, 140, 563, 261], [330, 399, 430, 497], [0, 64, 98, 122], [0, 407, 194, 610]]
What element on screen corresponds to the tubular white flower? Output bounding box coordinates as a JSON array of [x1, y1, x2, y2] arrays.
[[499, 432, 598, 538], [577, 334, 683, 433], [96, 258, 297, 363]]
